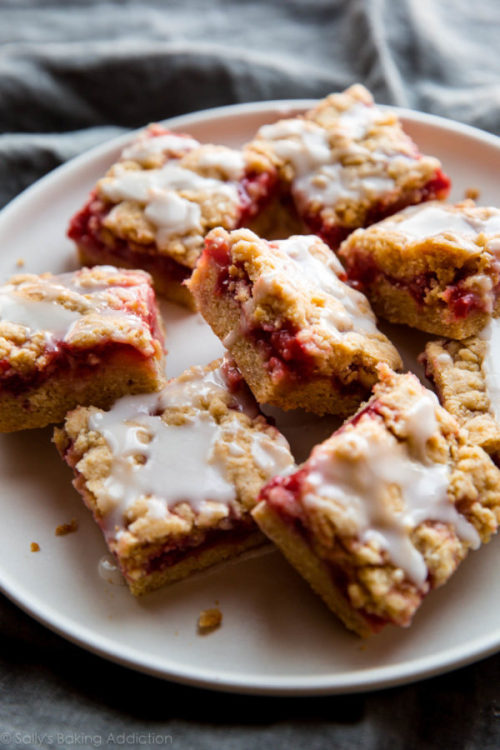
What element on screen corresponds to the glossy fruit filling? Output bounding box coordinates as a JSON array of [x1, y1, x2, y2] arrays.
[[344, 250, 491, 321], [0, 341, 153, 396]]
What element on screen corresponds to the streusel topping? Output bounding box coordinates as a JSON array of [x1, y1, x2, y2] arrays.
[[96, 125, 262, 265], [0, 266, 160, 376], [251, 84, 440, 220], [303, 388, 479, 586], [71, 361, 293, 545], [217, 229, 400, 374]]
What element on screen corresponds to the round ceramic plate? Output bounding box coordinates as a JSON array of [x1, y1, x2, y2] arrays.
[[0, 100, 499, 696]]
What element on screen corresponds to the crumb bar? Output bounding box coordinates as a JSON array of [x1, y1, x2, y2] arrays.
[[423, 319, 500, 460], [339, 200, 500, 338], [54, 358, 294, 595], [253, 367, 500, 636], [68, 124, 277, 307], [0, 265, 165, 431], [248, 84, 450, 249], [188, 228, 401, 416]]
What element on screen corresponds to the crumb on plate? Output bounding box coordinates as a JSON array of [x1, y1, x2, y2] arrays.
[[465, 187, 480, 200], [55, 519, 79, 536], [197, 607, 223, 634], [16, 258, 25, 268], [30, 542, 40, 552]]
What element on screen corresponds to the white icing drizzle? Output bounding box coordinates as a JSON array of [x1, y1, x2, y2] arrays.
[[195, 149, 246, 180], [257, 120, 331, 176], [121, 133, 200, 163], [388, 204, 500, 250], [390, 205, 478, 242], [98, 554, 126, 586], [144, 188, 202, 241], [0, 290, 82, 338], [336, 102, 384, 139], [92, 408, 238, 533], [0, 268, 148, 347], [294, 162, 395, 213], [100, 148, 244, 246], [480, 318, 500, 424], [257, 106, 401, 208], [87, 365, 293, 537], [304, 390, 480, 586], [247, 235, 378, 337]]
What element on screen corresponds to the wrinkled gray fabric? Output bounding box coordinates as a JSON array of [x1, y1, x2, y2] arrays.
[[1, 1, 500, 747]]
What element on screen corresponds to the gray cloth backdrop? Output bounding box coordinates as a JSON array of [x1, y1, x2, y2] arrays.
[[1, 0, 500, 747]]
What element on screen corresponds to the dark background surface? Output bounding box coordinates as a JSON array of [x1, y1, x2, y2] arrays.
[[1, 1, 500, 747]]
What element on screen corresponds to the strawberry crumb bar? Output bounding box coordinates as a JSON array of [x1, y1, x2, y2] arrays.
[[68, 124, 277, 307], [423, 318, 500, 461], [253, 367, 500, 636], [54, 359, 294, 595], [188, 228, 401, 416], [340, 201, 500, 339], [248, 84, 450, 250], [0, 266, 165, 432]]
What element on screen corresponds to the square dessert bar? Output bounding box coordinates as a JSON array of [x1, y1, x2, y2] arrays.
[[54, 358, 294, 595], [423, 319, 500, 461], [253, 367, 500, 636], [339, 200, 500, 339], [247, 84, 450, 250], [0, 265, 165, 432], [68, 124, 278, 307], [188, 227, 401, 416]]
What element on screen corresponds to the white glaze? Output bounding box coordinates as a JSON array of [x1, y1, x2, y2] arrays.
[[249, 235, 378, 336], [294, 163, 395, 212], [88, 365, 293, 537], [258, 106, 403, 208], [98, 554, 126, 586], [387, 204, 500, 252], [480, 318, 500, 424], [390, 205, 478, 243], [336, 102, 383, 139], [0, 289, 82, 338], [121, 133, 200, 163], [100, 162, 241, 244], [144, 188, 202, 241], [195, 149, 246, 180], [304, 391, 480, 586], [0, 268, 146, 346], [257, 120, 331, 176]]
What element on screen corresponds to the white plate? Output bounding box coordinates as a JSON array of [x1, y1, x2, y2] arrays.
[[1, 100, 500, 696]]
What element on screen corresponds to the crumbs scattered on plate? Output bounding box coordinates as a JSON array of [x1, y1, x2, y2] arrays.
[[30, 542, 40, 552], [55, 519, 79, 536], [197, 607, 222, 634], [465, 187, 480, 200], [16, 258, 25, 268]]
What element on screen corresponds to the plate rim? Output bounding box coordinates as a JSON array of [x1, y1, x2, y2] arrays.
[[1, 98, 500, 695]]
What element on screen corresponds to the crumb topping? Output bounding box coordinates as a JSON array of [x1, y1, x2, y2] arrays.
[[59, 360, 294, 552], [262, 369, 500, 624], [423, 326, 500, 455], [249, 84, 441, 226], [203, 227, 401, 379], [95, 125, 272, 266], [0, 266, 161, 378]]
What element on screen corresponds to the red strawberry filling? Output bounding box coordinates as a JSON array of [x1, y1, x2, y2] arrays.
[[344, 249, 492, 321]]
